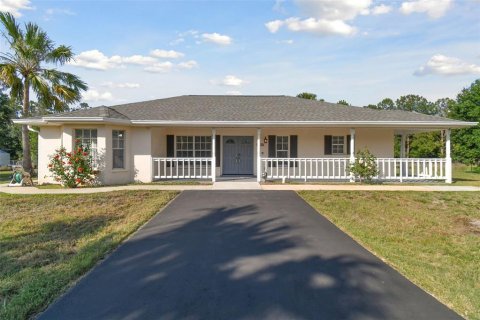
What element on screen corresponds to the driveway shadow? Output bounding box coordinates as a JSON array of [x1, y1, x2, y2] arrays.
[[39, 191, 461, 320]]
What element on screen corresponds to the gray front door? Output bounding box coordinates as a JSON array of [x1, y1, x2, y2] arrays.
[[222, 136, 254, 175]]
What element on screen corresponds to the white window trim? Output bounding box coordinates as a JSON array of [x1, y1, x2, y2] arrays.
[[276, 135, 289, 158], [74, 128, 98, 167], [331, 135, 346, 155], [175, 135, 212, 158], [112, 130, 126, 169]]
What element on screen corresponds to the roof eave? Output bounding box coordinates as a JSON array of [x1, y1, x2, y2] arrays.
[[130, 120, 477, 128], [13, 117, 132, 125]]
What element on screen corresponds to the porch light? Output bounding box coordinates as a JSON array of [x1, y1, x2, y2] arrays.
[[263, 136, 268, 144]]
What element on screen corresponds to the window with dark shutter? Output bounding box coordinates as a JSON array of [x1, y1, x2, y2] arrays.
[[166, 135, 174, 157], [346, 135, 351, 155], [324, 135, 332, 155], [215, 135, 220, 167]]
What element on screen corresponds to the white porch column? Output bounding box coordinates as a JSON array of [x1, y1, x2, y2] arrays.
[[349, 128, 355, 182], [257, 128, 262, 182], [445, 128, 452, 184], [211, 128, 216, 182]]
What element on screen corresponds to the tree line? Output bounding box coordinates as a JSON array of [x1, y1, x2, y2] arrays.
[[297, 79, 480, 165]]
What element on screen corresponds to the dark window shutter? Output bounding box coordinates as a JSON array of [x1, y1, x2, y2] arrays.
[[268, 135, 276, 157], [346, 135, 351, 155], [289, 135, 298, 167], [289, 135, 298, 158], [324, 135, 332, 155], [166, 135, 174, 157], [215, 135, 220, 167], [268, 135, 276, 167]]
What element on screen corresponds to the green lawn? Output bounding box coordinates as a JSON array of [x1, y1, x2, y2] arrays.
[[300, 191, 480, 320], [0, 190, 178, 320], [0, 171, 11, 183], [453, 164, 480, 186]]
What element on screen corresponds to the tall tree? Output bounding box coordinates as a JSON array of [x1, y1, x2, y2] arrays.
[[0, 91, 21, 159], [296, 92, 317, 100], [337, 99, 349, 106], [448, 79, 480, 165], [0, 13, 87, 173], [377, 98, 395, 110], [395, 95, 436, 115]]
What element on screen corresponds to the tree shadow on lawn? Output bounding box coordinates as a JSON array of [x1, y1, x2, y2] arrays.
[[40, 202, 394, 320], [0, 214, 115, 274]]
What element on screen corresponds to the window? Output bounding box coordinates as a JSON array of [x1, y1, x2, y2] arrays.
[[75, 129, 97, 165], [176, 136, 211, 157], [112, 130, 125, 169], [332, 136, 345, 154], [276, 136, 289, 158]]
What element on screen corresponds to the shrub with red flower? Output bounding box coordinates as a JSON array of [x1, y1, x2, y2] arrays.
[[48, 143, 96, 188]]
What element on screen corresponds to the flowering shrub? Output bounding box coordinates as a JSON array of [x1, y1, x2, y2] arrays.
[[48, 142, 96, 188], [350, 148, 379, 183]]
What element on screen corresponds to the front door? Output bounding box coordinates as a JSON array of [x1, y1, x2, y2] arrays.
[[222, 136, 254, 175]]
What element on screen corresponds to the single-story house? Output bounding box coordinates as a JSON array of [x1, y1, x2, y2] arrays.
[[14, 95, 477, 185]]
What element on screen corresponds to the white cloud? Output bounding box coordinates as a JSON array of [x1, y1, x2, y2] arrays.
[[268, 17, 356, 36], [202, 33, 232, 45], [82, 89, 113, 102], [101, 82, 140, 89], [371, 4, 392, 15], [44, 8, 75, 20], [220, 75, 247, 87], [0, 0, 32, 17], [226, 90, 242, 95], [266, 0, 374, 36], [69, 50, 119, 70], [400, 0, 452, 18], [122, 55, 157, 65], [70, 50, 162, 70], [277, 39, 294, 45], [144, 61, 174, 73], [265, 20, 284, 33], [178, 60, 198, 69], [295, 0, 372, 20], [150, 49, 184, 59], [415, 54, 480, 76]]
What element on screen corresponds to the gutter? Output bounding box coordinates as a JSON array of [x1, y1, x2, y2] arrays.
[[27, 125, 39, 133], [12, 118, 478, 129]]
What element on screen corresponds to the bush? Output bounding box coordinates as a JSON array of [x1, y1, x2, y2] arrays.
[[48, 143, 96, 188], [350, 148, 379, 183]]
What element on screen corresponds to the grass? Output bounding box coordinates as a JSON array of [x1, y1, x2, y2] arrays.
[[0, 190, 178, 320], [35, 180, 212, 189], [453, 164, 480, 186], [299, 191, 480, 319], [0, 171, 12, 183]]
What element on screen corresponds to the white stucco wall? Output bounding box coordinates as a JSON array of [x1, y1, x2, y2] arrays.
[[38, 126, 62, 184], [37, 125, 395, 184]]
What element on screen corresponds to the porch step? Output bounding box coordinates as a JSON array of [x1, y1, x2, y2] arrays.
[[212, 181, 261, 190]]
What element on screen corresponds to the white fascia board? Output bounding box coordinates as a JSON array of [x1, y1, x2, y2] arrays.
[[42, 117, 131, 124], [130, 120, 478, 128]]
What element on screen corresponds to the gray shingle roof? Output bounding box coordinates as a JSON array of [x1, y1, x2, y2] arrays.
[[45, 95, 467, 124]]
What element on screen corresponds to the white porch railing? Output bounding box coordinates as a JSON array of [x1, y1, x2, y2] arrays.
[[152, 157, 213, 179], [376, 158, 446, 181], [260, 157, 447, 181], [261, 158, 350, 180]]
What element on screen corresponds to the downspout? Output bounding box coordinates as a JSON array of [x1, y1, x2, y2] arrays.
[[27, 125, 39, 133]]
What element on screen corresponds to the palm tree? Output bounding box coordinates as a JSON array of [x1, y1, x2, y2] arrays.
[[0, 13, 87, 173]]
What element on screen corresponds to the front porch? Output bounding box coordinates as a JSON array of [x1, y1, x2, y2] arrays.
[[150, 127, 453, 184]]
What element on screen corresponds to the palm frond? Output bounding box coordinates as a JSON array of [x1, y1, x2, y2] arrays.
[[0, 12, 23, 45], [46, 45, 74, 65]]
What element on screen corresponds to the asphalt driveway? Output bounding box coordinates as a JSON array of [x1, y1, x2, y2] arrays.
[[39, 191, 461, 320]]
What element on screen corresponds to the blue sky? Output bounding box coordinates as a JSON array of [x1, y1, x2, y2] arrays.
[[2, 0, 480, 106]]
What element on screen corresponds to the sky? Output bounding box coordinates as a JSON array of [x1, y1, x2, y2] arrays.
[[1, 0, 479, 107]]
